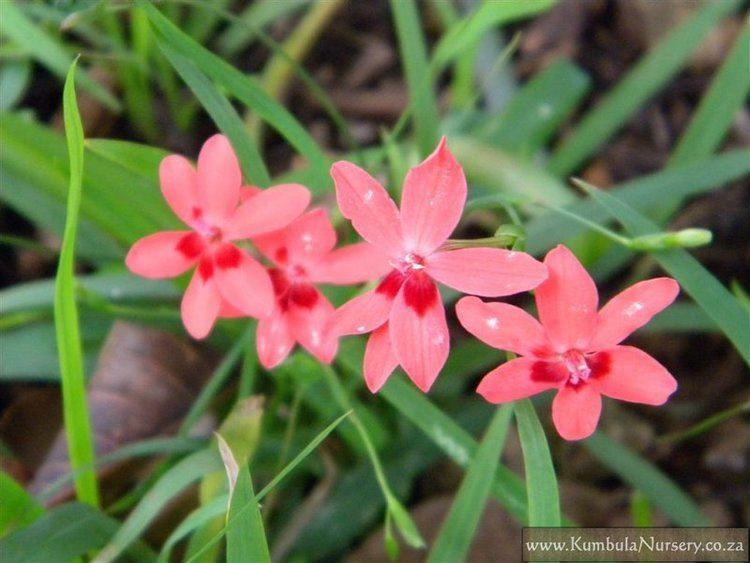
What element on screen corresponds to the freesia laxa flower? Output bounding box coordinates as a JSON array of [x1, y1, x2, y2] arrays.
[[250, 206, 389, 369], [327, 137, 548, 393], [126, 135, 311, 339], [457, 245, 679, 441]]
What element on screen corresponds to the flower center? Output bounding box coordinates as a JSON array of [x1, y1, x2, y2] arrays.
[[391, 252, 426, 273], [562, 350, 591, 386]]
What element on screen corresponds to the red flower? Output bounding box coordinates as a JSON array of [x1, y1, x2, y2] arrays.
[[457, 245, 679, 441], [250, 207, 389, 369], [328, 138, 548, 393], [126, 135, 310, 339]]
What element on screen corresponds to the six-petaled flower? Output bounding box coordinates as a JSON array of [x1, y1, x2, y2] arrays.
[[326, 137, 548, 393], [250, 206, 389, 368], [126, 134, 310, 338], [457, 245, 679, 440]]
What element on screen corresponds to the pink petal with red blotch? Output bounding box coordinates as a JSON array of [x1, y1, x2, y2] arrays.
[[160, 155, 201, 228], [400, 137, 467, 254], [257, 310, 294, 369], [426, 248, 547, 297], [326, 287, 394, 337], [331, 161, 403, 257], [225, 183, 311, 240], [310, 242, 391, 285], [589, 278, 680, 351], [590, 346, 677, 405], [389, 274, 449, 392], [551, 384, 602, 441], [364, 324, 399, 393], [476, 357, 561, 403], [213, 244, 274, 319], [456, 296, 551, 358], [239, 186, 262, 202], [126, 231, 203, 279], [535, 245, 598, 352], [289, 290, 337, 364], [196, 135, 241, 225], [181, 270, 222, 339]]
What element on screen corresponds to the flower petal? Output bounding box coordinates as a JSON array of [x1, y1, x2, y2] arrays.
[[289, 290, 338, 364], [225, 183, 311, 240], [196, 134, 241, 224], [331, 161, 403, 257], [257, 311, 294, 369], [389, 275, 449, 392], [126, 231, 203, 279], [326, 288, 394, 337], [160, 155, 200, 227], [591, 346, 677, 405], [455, 296, 551, 357], [400, 137, 467, 254], [310, 242, 391, 285], [426, 248, 547, 297], [476, 357, 560, 403], [535, 245, 598, 352], [364, 324, 399, 393], [213, 244, 274, 319], [551, 384, 602, 441], [589, 278, 680, 350], [181, 271, 221, 339]]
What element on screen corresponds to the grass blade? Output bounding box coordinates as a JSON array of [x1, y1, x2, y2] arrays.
[[585, 432, 709, 526], [141, 1, 329, 188], [218, 436, 271, 563], [156, 41, 271, 186], [525, 149, 750, 254], [549, 0, 741, 176], [0, 503, 155, 563], [0, 471, 44, 537], [0, 1, 120, 111], [93, 448, 222, 563], [670, 22, 750, 166], [55, 60, 99, 507], [515, 399, 560, 526], [428, 405, 514, 562], [574, 179, 750, 364], [390, 0, 440, 155]]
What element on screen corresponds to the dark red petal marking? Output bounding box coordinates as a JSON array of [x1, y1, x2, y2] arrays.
[[275, 246, 289, 264], [289, 283, 319, 309], [268, 268, 290, 296], [176, 232, 205, 259], [530, 360, 568, 383], [376, 270, 406, 299], [215, 243, 242, 269], [192, 207, 203, 220], [588, 351, 612, 379], [197, 257, 214, 281], [402, 271, 439, 317]]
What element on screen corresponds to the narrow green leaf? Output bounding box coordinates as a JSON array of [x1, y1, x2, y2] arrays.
[[0, 471, 44, 537], [218, 437, 271, 563], [0, 1, 120, 111], [0, 503, 156, 563], [432, 0, 557, 72], [631, 491, 653, 528], [390, 0, 440, 155], [515, 399, 560, 526], [574, 179, 750, 364], [55, 59, 99, 507], [428, 405, 514, 562], [0, 60, 32, 110], [93, 448, 222, 563], [156, 41, 271, 186], [525, 150, 750, 254], [585, 432, 709, 526], [549, 0, 741, 176], [141, 1, 329, 188]]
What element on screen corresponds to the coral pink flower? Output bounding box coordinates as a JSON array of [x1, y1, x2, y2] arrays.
[[457, 245, 679, 441], [251, 207, 389, 369], [126, 135, 310, 339], [328, 137, 548, 393]]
